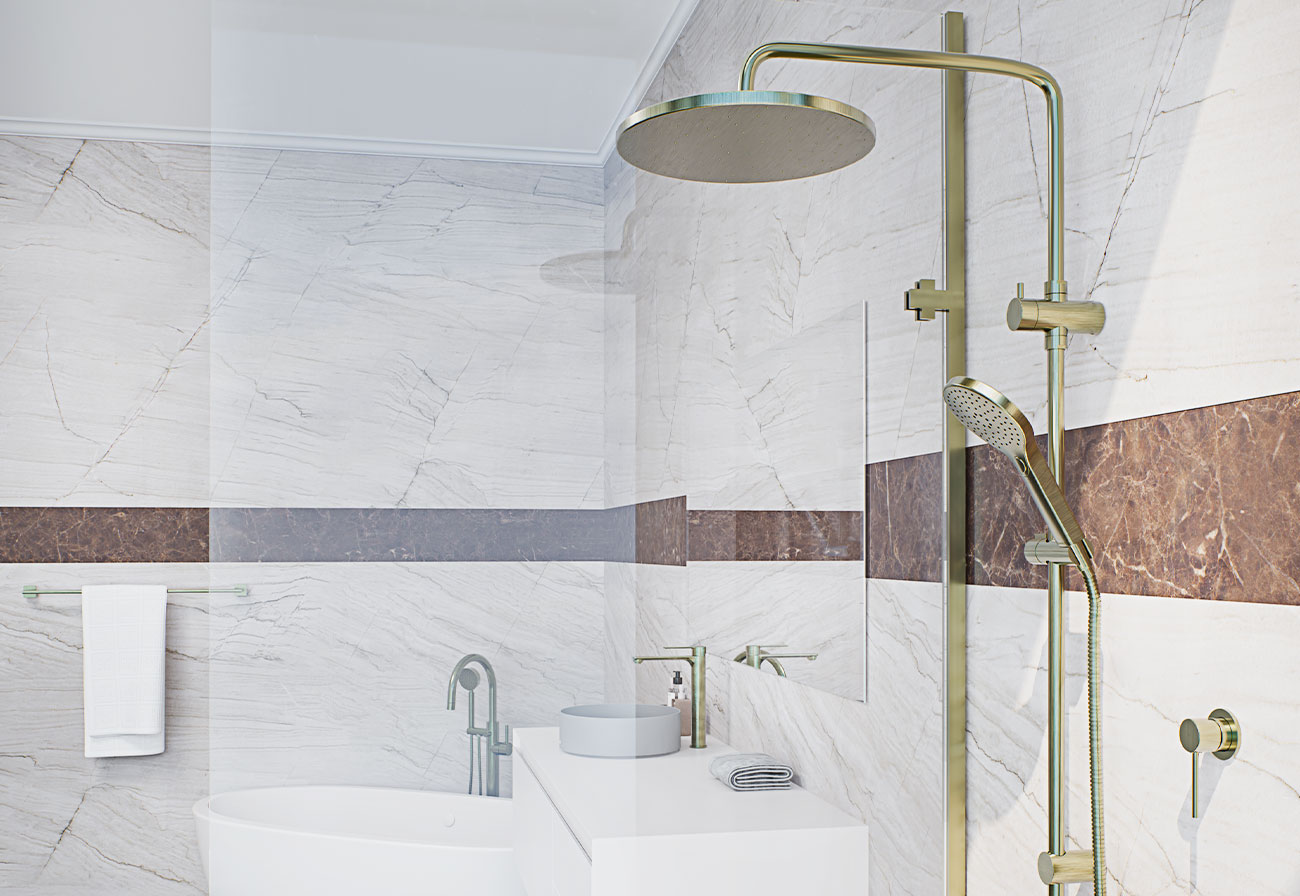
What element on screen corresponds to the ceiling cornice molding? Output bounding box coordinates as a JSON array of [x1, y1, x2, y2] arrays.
[[0, 116, 608, 167], [595, 0, 699, 165], [0, 0, 698, 168]]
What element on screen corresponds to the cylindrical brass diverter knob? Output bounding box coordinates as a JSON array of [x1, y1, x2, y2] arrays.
[[1037, 850, 1094, 885], [1180, 717, 1227, 753]]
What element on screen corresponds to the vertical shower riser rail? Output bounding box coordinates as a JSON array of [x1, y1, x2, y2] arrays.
[[939, 12, 968, 896]]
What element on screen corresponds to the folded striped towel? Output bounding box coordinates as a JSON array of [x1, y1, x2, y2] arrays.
[[709, 753, 794, 791]]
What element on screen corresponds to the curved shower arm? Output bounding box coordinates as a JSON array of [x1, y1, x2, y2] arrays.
[[739, 42, 1065, 291], [446, 653, 498, 723]]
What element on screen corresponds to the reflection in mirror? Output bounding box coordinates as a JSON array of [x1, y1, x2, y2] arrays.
[[689, 563, 864, 701]]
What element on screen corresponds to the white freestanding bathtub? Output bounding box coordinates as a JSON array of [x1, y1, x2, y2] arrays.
[[194, 786, 525, 896]]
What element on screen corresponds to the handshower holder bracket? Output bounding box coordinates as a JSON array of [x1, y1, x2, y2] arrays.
[[1024, 536, 1073, 566], [1007, 279, 1105, 336], [905, 278, 964, 322]]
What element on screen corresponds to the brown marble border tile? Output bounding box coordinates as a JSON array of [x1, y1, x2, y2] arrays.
[[865, 453, 942, 582], [0, 501, 848, 565], [210, 508, 628, 562], [866, 391, 1300, 605], [0, 507, 208, 563], [634, 496, 687, 566], [687, 510, 863, 562]]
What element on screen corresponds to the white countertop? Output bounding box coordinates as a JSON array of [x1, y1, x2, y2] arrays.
[[514, 727, 865, 852]]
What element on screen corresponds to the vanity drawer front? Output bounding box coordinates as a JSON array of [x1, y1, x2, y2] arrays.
[[513, 759, 556, 895], [551, 813, 591, 896], [514, 757, 592, 896]]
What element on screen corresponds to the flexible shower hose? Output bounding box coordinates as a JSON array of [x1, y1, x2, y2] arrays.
[[1080, 566, 1107, 896]]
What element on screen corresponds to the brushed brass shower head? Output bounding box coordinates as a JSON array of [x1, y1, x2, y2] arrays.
[[616, 90, 876, 183]]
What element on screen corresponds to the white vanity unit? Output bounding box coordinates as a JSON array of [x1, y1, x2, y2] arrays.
[[512, 728, 869, 896]]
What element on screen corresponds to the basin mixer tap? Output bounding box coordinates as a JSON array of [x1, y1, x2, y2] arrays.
[[632, 646, 706, 748]]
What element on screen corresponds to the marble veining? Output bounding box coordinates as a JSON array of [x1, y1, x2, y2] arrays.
[[1, 134, 613, 896], [209, 150, 606, 509], [689, 509, 863, 561], [656, 578, 942, 896], [615, 0, 1300, 480], [966, 585, 1300, 896], [207, 563, 604, 797], [0, 561, 605, 894], [0, 138, 606, 509], [621, 3, 1300, 896], [865, 452, 942, 582], [687, 561, 865, 700], [634, 495, 687, 565], [0, 500, 865, 566], [0, 507, 208, 563], [0, 138, 212, 506], [0, 564, 213, 893], [867, 391, 1300, 605]]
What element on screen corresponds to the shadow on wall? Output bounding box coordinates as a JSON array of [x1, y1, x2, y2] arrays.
[[964, 0, 1238, 846]]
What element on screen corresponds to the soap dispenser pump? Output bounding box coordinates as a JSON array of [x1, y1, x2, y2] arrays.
[[669, 671, 691, 737]]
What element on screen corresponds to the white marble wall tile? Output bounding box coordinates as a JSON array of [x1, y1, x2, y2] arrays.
[[206, 562, 606, 798], [210, 151, 606, 508], [0, 138, 212, 504], [710, 578, 944, 896], [0, 560, 607, 895], [685, 561, 865, 700], [702, 577, 1300, 896], [0, 563, 213, 894], [602, 562, 638, 703], [620, 0, 950, 489], [960, 0, 1300, 441], [967, 585, 1300, 896], [624, 5, 1300, 892], [631, 563, 690, 701], [623, 0, 1300, 480], [695, 303, 864, 508], [603, 162, 639, 508], [1, 137, 607, 508]]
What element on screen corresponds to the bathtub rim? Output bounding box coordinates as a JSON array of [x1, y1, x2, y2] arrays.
[[194, 784, 514, 852]]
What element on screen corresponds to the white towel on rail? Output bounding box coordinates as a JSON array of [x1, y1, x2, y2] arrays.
[[82, 584, 167, 758]]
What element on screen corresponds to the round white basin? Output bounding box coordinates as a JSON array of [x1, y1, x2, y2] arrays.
[[559, 703, 683, 758]]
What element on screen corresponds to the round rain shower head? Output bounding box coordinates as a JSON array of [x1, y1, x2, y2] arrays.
[[616, 90, 876, 183], [457, 668, 481, 690], [941, 376, 1035, 460]]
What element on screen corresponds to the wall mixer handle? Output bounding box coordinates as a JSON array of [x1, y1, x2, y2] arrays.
[[1179, 708, 1240, 818]]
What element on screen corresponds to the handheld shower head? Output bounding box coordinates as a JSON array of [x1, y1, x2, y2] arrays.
[[942, 377, 1093, 571], [457, 668, 481, 691]]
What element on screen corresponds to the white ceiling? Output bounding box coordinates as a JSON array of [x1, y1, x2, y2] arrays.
[[0, 0, 696, 164]]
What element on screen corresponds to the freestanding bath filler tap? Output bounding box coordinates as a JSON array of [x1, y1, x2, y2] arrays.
[[447, 654, 512, 798]]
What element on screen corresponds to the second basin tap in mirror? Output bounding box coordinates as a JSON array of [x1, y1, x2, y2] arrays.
[[685, 564, 866, 702], [734, 644, 819, 677]]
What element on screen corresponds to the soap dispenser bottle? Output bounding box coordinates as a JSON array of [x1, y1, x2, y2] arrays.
[[669, 671, 692, 737]]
